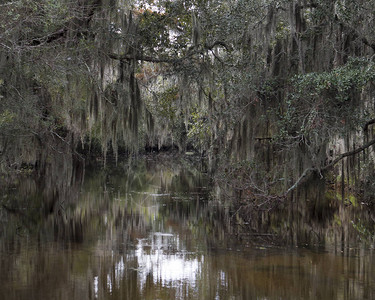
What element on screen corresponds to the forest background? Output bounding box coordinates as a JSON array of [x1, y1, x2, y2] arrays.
[[1, 0, 375, 211]]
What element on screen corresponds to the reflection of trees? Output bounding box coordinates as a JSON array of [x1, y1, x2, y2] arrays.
[[231, 176, 375, 250], [1, 154, 374, 299], [0, 145, 85, 240], [195, 249, 375, 300], [0, 155, 214, 299]]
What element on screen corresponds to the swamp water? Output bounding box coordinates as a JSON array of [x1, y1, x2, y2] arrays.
[[0, 155, 374, 299]]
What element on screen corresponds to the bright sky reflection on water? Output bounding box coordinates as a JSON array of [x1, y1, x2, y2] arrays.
[[134, 232, 201, 290]]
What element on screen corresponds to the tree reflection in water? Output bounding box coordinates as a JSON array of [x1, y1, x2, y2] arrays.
[[0, 154, 374, 300]]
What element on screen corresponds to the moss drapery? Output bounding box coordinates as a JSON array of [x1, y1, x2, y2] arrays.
[[1, 0, 375, 201]]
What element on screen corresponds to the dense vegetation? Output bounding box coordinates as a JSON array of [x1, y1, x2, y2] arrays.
[[1, 0, 375, 206]]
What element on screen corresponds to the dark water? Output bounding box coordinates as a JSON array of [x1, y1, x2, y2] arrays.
[[1, 155, 375, 299]]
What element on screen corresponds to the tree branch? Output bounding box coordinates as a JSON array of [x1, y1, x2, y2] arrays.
[[108, 53, 179, 63], [363, 118, 375, 132], [204, 41, 232, 51], [360, 37, 375, 52], [285, 137, 375, 195], [30, 28, 67, 46], [334, 19, 375, 52], [322, 137, 375, 171], [108, 41, 231, 64], [285, 167, 315, 195]]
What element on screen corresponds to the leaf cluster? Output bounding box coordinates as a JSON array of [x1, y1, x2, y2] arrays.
[[278, 58, 375, 143]]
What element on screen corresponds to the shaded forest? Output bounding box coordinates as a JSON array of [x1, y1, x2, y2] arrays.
[[1, 0, 375, 207]]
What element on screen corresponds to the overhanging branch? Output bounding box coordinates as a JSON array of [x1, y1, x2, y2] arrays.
[[285, 137, 375, 195], [322, 137, 375, 170], [285, 167, 315, 195], [363, 118, 375, 132], [108, 41, 231, 64], [108, 53, 179, 63]]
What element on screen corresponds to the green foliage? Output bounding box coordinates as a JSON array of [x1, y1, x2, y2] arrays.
[[1, 0, 375, 207], [0, 110, 15, 127], [138, 10, 172, 54], [277, 58, 375, 143], [155, 86, 179, 121], [187, 105, 210, 149], [293, 58, 375, 102], [136, 0, 193, 55]]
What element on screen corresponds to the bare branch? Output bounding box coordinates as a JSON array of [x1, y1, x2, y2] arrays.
[[323, 137, 375, 170], [285, 167, 315, 195], [361, 37, 375, 52], [204, 41, 232, 51], [363, 118, 375, 132], [285, 137, 375, 195]]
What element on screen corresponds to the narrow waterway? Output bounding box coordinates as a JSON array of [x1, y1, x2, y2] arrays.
[[0, 155, 374, 299]]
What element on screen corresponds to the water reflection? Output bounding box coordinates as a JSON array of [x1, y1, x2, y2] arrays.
[[134, 233, 201, 292], [0, 154, 375, 299]]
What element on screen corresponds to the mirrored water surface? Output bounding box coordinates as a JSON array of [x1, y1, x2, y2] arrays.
[[1, 155, 374, 299]]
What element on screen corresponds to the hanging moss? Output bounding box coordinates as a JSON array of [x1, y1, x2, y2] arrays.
[[1, 0, 375, 205]]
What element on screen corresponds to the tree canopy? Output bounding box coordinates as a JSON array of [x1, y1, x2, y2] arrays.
[[1, 0, 375, 202]]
